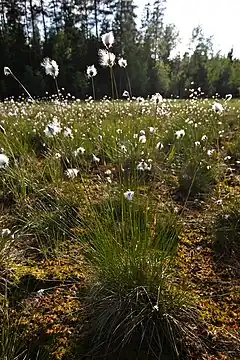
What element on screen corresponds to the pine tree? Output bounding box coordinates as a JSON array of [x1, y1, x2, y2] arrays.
[[40, 0, 48, 41], [147, 0, 166, 60], [0, 0, 239, 99]]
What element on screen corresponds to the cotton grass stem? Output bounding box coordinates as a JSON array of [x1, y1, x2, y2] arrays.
[[112, 69, 119, 100], [125, 68, 132, 99], [91, 77, 96, 100], [180, 166, 198, 216], [11, 72, 34, 101], [54, 77, 61, 100], [109, 66, 115, 100]]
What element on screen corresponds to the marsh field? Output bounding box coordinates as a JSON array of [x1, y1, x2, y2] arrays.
[[0, 96, 239, 360]]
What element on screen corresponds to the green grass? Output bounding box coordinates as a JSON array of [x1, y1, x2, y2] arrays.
[[0, 98, 239, 359], [214, 199, 240, 261]]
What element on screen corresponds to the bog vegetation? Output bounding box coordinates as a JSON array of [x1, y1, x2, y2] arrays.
[[0, 82, 240, 359]]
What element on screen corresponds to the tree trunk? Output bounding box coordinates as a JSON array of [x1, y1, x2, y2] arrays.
[[94, 0, 98, 39], [29, 0, 36, 41], [40, 0, 47, 41]]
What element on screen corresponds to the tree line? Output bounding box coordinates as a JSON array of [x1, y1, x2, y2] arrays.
[[0, 0, 239, 100]]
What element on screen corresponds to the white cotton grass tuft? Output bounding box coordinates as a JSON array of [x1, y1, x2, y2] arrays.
[[98, 49, 115, 67], [225, 94, 232, 101], [54, 152, 61, 159], [207, 149, 215, 156], [64, 127, 73, 137], [212, 102, 224, 113], [156, 142, 164, 150], [139, 135, 147, 143], [4, 67, 12, 76], [175, 129, 185, 139], [44, 121, 61, 137], [137, 159, 151, 171], [122, 90, 130, 98], [151, 93, 163, 104], [120, 145, 127, 153], [73, 147, 85, 156], [92, 154, 100, 163], [0, 153, 9, 169], [149, 127, 157, 134], [41, 57, 59, 78], [65, 168, 79, 179], [101, 31, 114, 49], [124, 190, 134, 201], [105, 169, 112, 175], [118, 58, 127, 68], [86, 65, 97, 78]]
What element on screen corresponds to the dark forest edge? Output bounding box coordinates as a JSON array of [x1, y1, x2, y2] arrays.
[[0, 0, 239, 100]]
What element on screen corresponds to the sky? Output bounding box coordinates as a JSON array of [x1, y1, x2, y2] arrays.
[[136, 0, 240, 58]]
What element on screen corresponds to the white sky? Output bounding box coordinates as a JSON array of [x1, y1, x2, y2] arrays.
[[136, 0, 240, 58]]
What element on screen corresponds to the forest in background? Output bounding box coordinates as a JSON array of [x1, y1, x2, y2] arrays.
[[0, 0, 240, 100]]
